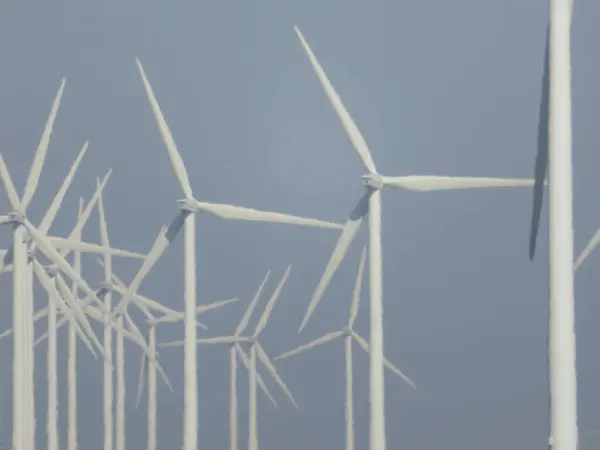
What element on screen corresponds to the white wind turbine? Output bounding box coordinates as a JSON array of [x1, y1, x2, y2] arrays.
[[246, 265, 295, 450], [527, 2, 577, 450], [109, 57, 343, 450], [293, 26, 538, 450], [276, 247, 415, 450], [0, 78, 65, 450], [134, 297, 238, 450], [160, 270, 280, 450]]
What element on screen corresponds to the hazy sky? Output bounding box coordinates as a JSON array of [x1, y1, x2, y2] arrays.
[[0, 1, 599, 449]]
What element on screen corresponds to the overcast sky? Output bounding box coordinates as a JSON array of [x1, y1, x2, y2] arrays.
[[0, 0, 599, 449]]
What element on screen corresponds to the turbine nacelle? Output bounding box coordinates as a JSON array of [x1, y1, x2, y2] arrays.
[[176, 198, 198, 213], [7, 211, 25, 224], [361, 173, 383, 191], [44, 265, 58, 277]]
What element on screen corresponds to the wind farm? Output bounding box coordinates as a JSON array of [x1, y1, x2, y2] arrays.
[[0, 1, 598, 450]]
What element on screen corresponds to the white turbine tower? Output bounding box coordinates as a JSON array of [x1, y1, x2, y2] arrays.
[[109, 58, 343, 450], [160, 270, 279, 450], [293, 26, 538, 450], [276, 247, 414, 450], [528, 2, 577, 450]]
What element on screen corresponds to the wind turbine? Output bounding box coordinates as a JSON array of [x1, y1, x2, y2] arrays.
[[0, 78, 65, 450], [292, 26, 538, 450], [160, 270, 279, 450], [245, 265, 295, 450], [108, 57, 343, 450], [276, 247, 415, 450], [527, 2, 578, 450]]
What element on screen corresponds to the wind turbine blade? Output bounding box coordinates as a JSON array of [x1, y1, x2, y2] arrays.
[[299, 192, 369, 332], [235, 270, 271, 336], [253, 265, 292, 337], [21, 78, 66, 211], [0, 153, 23, 211], [352, 332, 416, 389], [111, 219, 178, 319], [135, 57, 193, 199], [256, 343, 297, 408], [60, 170, 112, 258], [199, 337, 251, 344], [194, 201, 341, 229], [530, 27, 550, 261], [195, 297, 239, 313], [38, 141, 88, 235], [294, 27, 377, 174], [381, 175, 535, 191], [235, 344, 277, 407], [97, 176, 112, 251], [274, 330, 344, 360], [48, 238, 145, 259], [574, 227, 600, 272], [348, 246, 366, 328], [135, 349, 147, 410]]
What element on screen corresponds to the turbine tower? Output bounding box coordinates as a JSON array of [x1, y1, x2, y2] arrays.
[[528, 2, 578, 450]]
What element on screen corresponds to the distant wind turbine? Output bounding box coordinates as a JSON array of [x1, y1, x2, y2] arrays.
[[276, 247, 415, 450], [293, 26, 537, 450], [108, 57, 343, 450], [161, 270, 279, 450]]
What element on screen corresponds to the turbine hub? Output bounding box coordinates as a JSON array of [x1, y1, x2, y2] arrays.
[[247, 336, 257, 345], [97, 281, 114, 291], [342, 327, 352, 336], [45, 265, 58, 276], [177, 198, 199, 213], [7, 211, 24, 224], [361, 173, 383, 190]]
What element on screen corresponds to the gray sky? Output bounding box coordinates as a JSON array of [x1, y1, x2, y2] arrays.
[[0, 0, 599, 449]]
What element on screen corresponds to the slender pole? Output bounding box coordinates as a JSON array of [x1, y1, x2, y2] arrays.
[[116, 317, 126, 450], [67, 312, 77, 450], [147, 327, 157, 450], [68, 241, 82, 450], [26, 261, 35, 450], [248, 345, 258, 450], [103, 289, 114, 450], [548, 1, 578, 450], [12, 226, 27, 450], [229, 346, 238, 450], [345, 335, 354, 450], [183, 213, 197, 450], [367, 191, 385, 450], [47, 276, 59, 450]]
